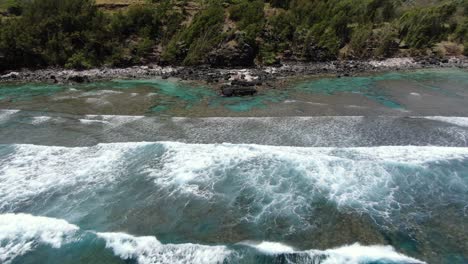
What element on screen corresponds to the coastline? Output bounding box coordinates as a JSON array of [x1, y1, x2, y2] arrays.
[[1, 57, 467, 88]]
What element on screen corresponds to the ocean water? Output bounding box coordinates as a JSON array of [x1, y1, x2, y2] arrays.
[[1, 69, 468, 264], [1, 68, 467, 116], [294, 68, 468, 109], [1, 142, 467, 264]]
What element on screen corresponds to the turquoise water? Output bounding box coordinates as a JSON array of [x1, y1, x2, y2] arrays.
[[1, 69, 468, 263], [1, 142, 467, 263], [294, 68, 468, 108], [95, 80, 287, 113], [210, 90, 287, 112], [0, 79, 282, 113], [296, 75, 402, 108], [1, 68, 467, 113], [86, 79, 216, 112], [0, 83, 63, 102]]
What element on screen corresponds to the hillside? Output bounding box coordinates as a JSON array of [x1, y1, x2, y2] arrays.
[[0, 0, 467, 71]]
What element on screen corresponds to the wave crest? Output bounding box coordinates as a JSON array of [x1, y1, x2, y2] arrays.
[[0, 213, 78, 264], [97, 232, 231, 264], [243, 241, 425, 264]]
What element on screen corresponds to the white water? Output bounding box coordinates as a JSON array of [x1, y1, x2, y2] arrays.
[[423, 116, 468, 128], [0, 109, 19, 124], [0, 142, 466, 263], [240, 241, 296, 254], [0, 143, 152, 210], [0, 213, 79, 264], [0, 212, 425, 264], [30, 116, 52, 125], [244, 241, 425, 264], [146, 142, 468, 220], [97, 232, 231, 264], [1, 142, 467, 219]]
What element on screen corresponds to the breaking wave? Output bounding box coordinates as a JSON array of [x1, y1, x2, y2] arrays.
[[0, 213, 78, 264], [0, 213, 424, 264], [1, 142, 467, 226], [242, 241, 425, 264], [97, 232, 231, 264]]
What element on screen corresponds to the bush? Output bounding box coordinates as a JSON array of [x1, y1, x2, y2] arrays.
[[135, 37, 154, 59], [0, 0, 112, 68], [374, 24, 398, 58], [0, 0, 466, 70], [349, 24, 373, 58], [267, 0, 291, 9], [399, 3, 457, 49], [228, 0, 264, 48], [65, 52, 93, 69], [111, 5, 160, 38], [163, 2, 225, 65]]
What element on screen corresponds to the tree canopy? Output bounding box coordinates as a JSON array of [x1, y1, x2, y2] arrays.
[[0, 0, 465, 70]]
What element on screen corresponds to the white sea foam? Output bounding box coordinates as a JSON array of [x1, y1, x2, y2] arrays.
[[315, 243, 425, 264], [242, 241, 425, 263], [97, 232, 231, 264], [2, 142, 467, 223], [79, 118, 109, 124], [30, 116, 52, 125], [0, 213, 78, 264], [283, 99, 327, 106], [345, 104, 367, 109], [81, 90, 123, 97], [0, 109, 20, 123], [83, 114, 144, 127], [0, 211, 427, 264], [0, 213, 230, 264], [241, 241, 295, 254], [0, 142, 151, 210], [85, 97, 111, 105], [145, 142, 468, 221], [423, 116, 468, 128]]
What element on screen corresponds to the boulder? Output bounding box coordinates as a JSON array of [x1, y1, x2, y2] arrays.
[[68, 75, 90, 83], [221, 85, 257, 97], [230, 79, 257, 87]]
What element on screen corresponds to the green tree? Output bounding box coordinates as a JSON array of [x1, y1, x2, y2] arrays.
[[399, 2, 457, 49], [163, 1, 225, 65]]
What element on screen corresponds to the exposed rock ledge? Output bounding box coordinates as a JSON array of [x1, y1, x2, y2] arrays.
[[1, 57, 467, 96]]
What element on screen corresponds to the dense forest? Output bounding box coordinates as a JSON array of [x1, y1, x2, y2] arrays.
[[0, 0, 467, 71]]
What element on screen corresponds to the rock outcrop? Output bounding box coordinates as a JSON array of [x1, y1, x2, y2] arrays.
[[221, 85, 257, 97]]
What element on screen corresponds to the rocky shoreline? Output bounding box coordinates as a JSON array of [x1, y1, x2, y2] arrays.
[[1, 57, 467, 96]]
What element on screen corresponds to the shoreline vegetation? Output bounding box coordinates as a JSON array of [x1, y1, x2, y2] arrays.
[[0, 0, 467, 72]]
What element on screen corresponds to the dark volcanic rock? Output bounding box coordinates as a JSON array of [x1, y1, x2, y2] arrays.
[[230, 79, 259, 87], [221, 85, 257, 97], [68, 75, 90, 83], [1, 57, 467, 85]]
